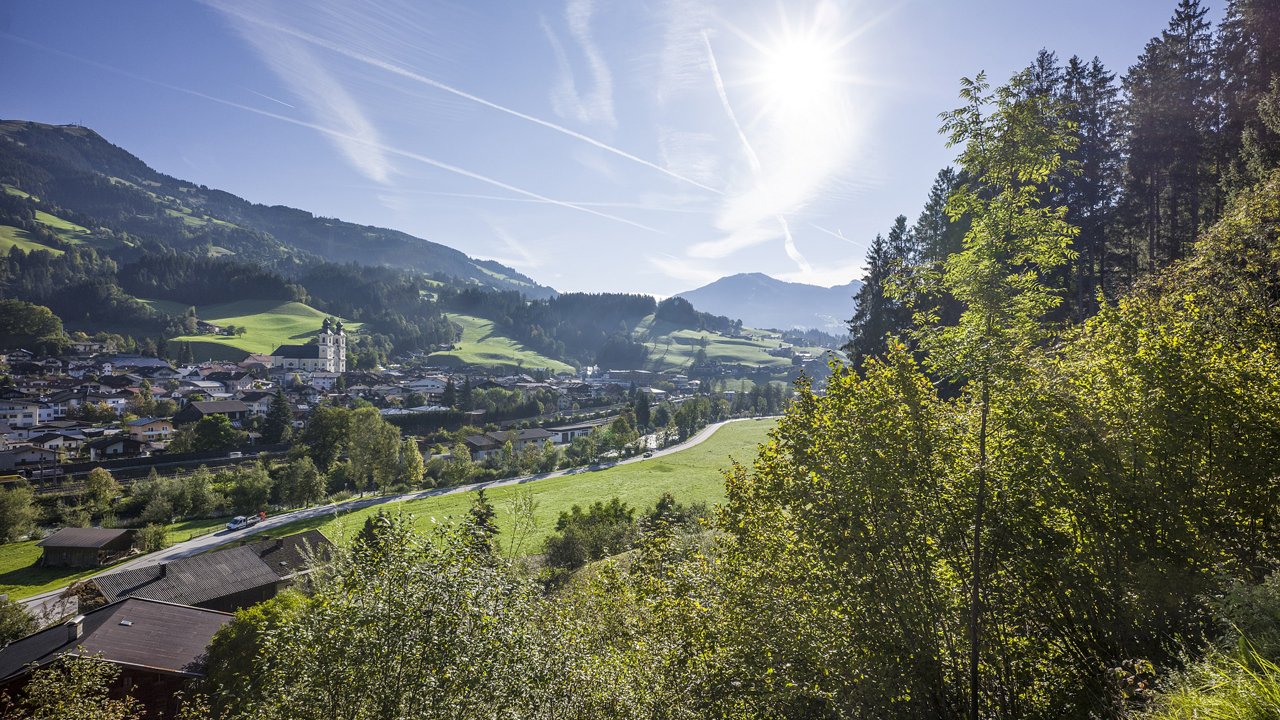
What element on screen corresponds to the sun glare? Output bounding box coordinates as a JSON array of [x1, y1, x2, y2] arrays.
[[757, 31, 844, 111]]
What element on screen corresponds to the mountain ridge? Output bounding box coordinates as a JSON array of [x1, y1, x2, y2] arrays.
[[676, 272, 860, 334], [0, 119, 554, 298]]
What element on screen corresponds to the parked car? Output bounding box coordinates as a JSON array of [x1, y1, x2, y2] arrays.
[[643, 451, 654, 458], [226, 516, 250, 530]]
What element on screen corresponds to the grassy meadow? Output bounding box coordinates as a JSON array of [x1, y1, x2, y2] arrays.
[[167, 299, 359, 358], [278, 419, 776, 551], [428, 313, 574, 374]]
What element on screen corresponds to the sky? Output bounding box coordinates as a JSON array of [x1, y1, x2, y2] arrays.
[[0, 0, 1220, 296]]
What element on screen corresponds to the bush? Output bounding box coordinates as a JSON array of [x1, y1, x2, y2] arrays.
[[544, 498, 637, 574], [134, 524, 167, 553]]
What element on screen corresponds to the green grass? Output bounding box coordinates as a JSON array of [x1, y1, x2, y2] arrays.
[[169, 299, 360, 356], [636, 316, 793, 371], [277, 419, 775, 550], [429, 313, 574, 373], [138, 298, 190, 316], [0, 515, 234, 600], [0, 225, 63, 256]]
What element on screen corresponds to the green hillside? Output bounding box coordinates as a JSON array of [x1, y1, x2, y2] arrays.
[[167, 299, 360, 358], [285, 419, 774, 548], [428, 313, 574, 374], [635, 315, 804, 371], [0, 225, 63, 256]]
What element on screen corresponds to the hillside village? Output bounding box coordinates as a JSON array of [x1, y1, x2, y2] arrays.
[[1, 322, 803, 483]]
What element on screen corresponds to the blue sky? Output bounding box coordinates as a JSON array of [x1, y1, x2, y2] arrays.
[[1, 0, 1216, 295]]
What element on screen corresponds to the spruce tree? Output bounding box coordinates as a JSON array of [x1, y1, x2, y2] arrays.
[[262, 388, 292, 444]]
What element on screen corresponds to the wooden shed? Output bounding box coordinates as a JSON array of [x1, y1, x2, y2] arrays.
[[36, 528, 134, 568]]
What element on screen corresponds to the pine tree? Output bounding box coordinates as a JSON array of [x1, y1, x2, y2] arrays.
[[1120, 0, 1217, 273], [442, 378, 457, 408], [1217, 0, 1280, 193], [844, 233, 891, 366], [262, 388, 292, 444]]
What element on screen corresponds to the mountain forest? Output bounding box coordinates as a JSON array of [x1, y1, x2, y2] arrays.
[[2, 0, 1280, 718]]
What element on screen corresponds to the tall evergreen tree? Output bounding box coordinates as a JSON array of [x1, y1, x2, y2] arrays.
[[1120, 0, 1217, 273], [262, 388, 293, 444], [1217, 0, 1280, 193]]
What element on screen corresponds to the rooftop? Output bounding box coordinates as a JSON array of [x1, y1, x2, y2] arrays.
[[36, 527, 132, 549], [0, 597, 232, 681], [93, 545, 281, 607]]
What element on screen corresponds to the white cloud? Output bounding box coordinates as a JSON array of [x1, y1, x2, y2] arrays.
[[545, 0, 616, 127], [209, 0, 394, 184]]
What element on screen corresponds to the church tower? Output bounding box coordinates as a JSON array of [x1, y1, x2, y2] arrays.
[[317, 318, 346, 373]]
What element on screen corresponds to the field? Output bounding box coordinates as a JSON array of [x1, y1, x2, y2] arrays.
[[635, 316, 798, 371], [167, 299, 359, 357], [276, 419, 776, 550], [0, 515, 233, 601], [428, 313, 574, 374], [0, 225, 63, 256]]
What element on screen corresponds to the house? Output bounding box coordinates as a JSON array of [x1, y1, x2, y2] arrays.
[[463, 428, 556, 460], [84, 435, 147, 461], [237, 390, 275, 416], [5, 444, 59, 466], [308, 371, 341, 391], [126, 417, 174, 444], [205, 371, 254, 393], [36, 528, 134, 567], [26, 432, 78, 458], [91, 545, 284, 613], [172, 400, 250, 426], [545, 417, 615, 445], [0, 399, 50, 428], [0, 597, 232, 719]]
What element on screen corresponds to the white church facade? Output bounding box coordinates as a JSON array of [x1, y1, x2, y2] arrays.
[[269, 318, 347, 373]]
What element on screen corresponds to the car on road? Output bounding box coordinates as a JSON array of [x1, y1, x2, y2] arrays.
[[226, 516, 250, 530], [643, 451, 654, 458]]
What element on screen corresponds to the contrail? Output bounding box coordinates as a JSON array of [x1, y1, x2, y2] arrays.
[[703, 32, 812, 273], [201, 0, 722, 195], [2, 33, 661, 234], [335, 186, 706, 213], [808, 222, 858, 246], [244, 87, 296, 109]]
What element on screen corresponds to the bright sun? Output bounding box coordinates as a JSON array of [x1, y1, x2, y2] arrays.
[[757, 32, 844, 111]]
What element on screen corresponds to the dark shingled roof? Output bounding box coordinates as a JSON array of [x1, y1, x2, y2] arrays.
[[184, 400, 250, 415], [0, 597, 232, 681], [271, 344, 321, 359], [247, 530, 334, 578], [36, 528, 132, 549], [93, 545, 281, 607]]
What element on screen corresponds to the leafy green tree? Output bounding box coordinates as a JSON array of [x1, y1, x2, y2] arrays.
[[345, 407, 401, 493], [0, 299, 66, 355], [927, 69, 1079, 720], [229, 463, 273, 514], [241, 516, 547, 718], [276, 456, 325, 508], [467, 489, 499, 553], [82, 468, 120, 516], [299, 405, 350, 471], [544, 498, 636, 574], [171, 414, 245, 453], [0, 484, 37, 543], [3, 655, 142, 720], [398, 437, 425, 487], [200, 591, 306, 718], [134, 524, 168, 553], [0, 596, 35, 646]]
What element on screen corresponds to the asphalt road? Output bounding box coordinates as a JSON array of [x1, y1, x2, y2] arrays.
[[23, 417, 771, 610]]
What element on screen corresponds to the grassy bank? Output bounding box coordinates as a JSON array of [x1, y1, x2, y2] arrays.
[[278, 419, 775, 550]]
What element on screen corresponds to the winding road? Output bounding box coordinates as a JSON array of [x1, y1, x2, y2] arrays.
[[23, 417, 770, 612]]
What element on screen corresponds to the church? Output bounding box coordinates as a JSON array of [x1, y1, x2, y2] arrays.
[[268, 318, 347, 373]]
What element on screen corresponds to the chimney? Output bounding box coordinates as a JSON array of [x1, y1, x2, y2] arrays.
[[158, 564, 166, 577], [67, 615, 84, 643], [275, 538, 284, 549]]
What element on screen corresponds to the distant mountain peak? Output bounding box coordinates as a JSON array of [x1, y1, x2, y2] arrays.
[[675, 273, 861, 333]]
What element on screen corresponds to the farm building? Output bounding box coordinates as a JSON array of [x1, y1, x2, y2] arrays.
[[36, 528, 134, 568]]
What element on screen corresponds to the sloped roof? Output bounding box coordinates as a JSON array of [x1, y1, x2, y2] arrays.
[[247, 530, 333, 578], [0, 597, 232, 681], [36, 528, 132, 549], [93, 545, 280, 607], [183, 400, 250, 415], [271, 344, 322, 359]]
